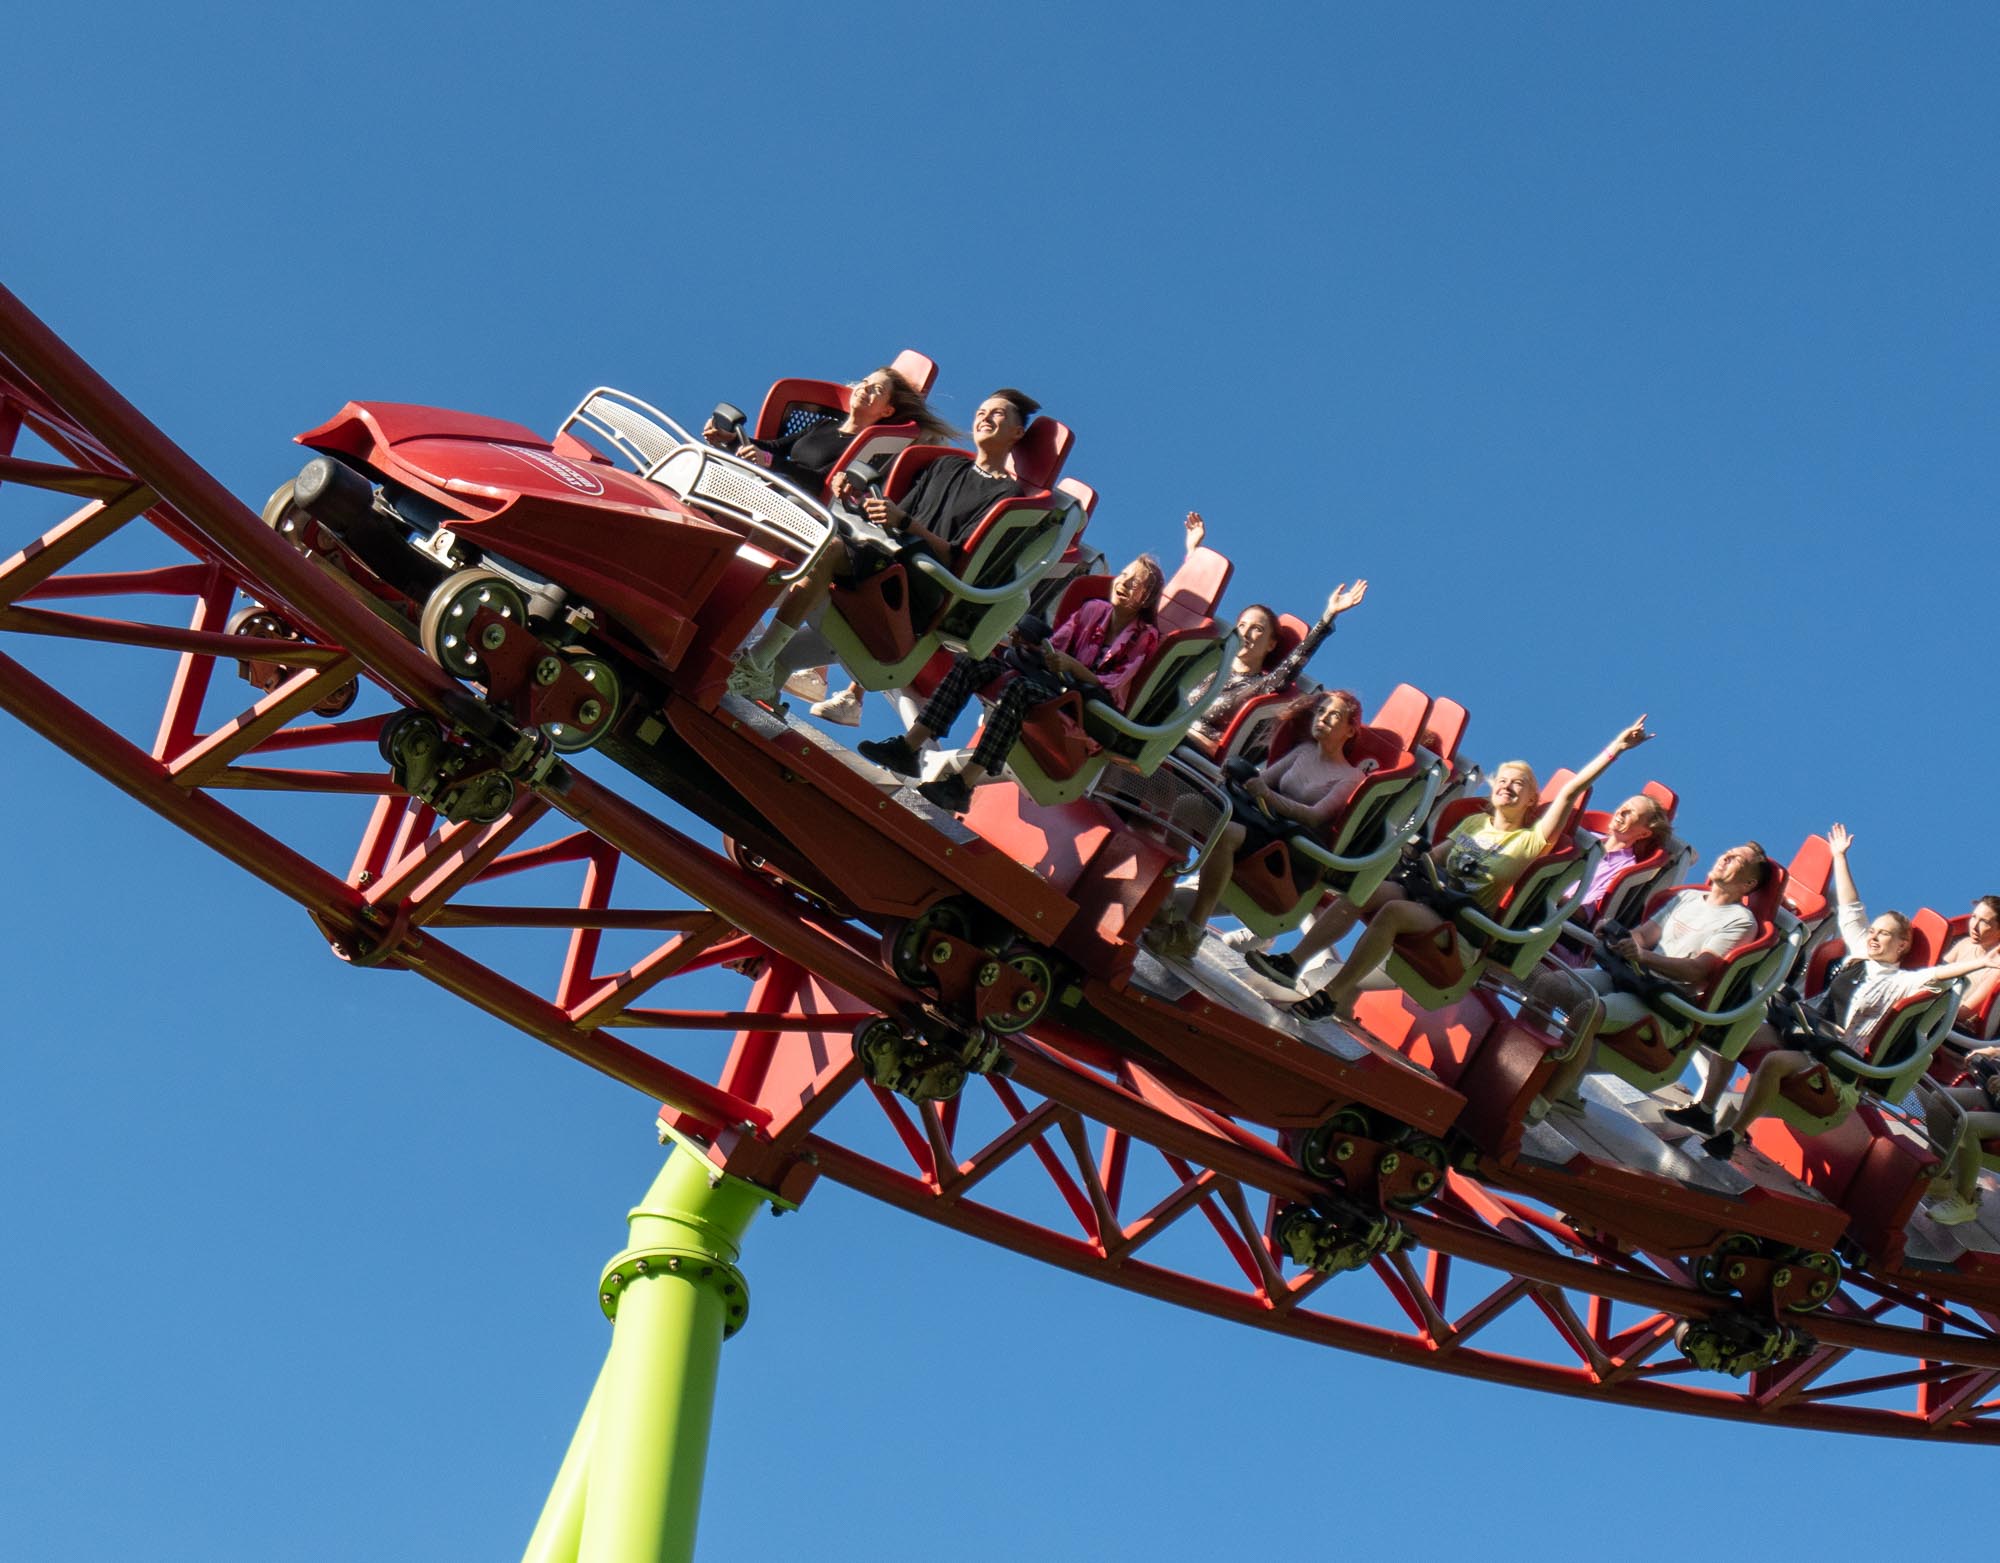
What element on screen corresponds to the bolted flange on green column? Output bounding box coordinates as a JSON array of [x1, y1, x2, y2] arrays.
[[531, 1146, 772, 1563]]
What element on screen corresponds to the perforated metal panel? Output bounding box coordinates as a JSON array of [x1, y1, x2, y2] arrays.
[[684, 460, 828, 552]]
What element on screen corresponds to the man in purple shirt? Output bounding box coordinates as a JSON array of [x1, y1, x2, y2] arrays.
[[1581, 794, 1670, 920], [860, 555, 1164, 813]]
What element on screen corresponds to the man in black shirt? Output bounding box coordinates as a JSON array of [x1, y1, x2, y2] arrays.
[[729, 389, 1040, 701]]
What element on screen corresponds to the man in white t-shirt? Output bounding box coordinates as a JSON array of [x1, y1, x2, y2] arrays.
[[1534, 841, 1771, 1113]]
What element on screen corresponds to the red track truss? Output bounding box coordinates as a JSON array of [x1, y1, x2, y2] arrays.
[[5, 280, 1999, 1443]]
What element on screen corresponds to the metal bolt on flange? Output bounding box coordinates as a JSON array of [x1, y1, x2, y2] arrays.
[[480, 623, 508, 651], [576, 699, 603, 726], [977, 961, 1002, 986], [534, 655, 563, 685]]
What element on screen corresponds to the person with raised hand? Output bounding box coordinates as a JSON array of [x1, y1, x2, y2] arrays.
[[1246, 714, 1657, 1021], [1182, 520, 1370, 760], [1683, 824, 2000, 1162]]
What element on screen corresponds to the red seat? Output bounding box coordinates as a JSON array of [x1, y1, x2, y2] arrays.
[[1419, 697, 1469, 769], [999, 549, 1235, 805], [1198, 612, 1312, 763], [1571, 777, 1692, 930], [821, 427, 1085, 687], [1769, 907, 1962, 1133], [1384, 788, 1595, 1009], [1219, 715, 1437, 933], [739, 353, 945, 505], [1591, 867, 1794, 1090]]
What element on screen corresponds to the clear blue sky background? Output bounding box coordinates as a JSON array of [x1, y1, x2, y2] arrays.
[[5, 5, 1998, 1559]]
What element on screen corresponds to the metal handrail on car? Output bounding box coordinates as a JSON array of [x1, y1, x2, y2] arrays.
[[1090, 751, 1234, 876], [1072, 630, 1239, 744], [557, 389, 839, 585], [1813, 982, 1964, 1083], [903, 496, 1087, 606], [1447, 838, 1602, 949], [1569, 919, 1809, 1029], [1287, 760, 1445, 878]]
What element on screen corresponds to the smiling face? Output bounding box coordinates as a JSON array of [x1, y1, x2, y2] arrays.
[[1235, 606, 1278, 668], [1606, 794, 1661, 848], [971, 395, 1027, 458], [1862, 914, 1913, 965], [846, 371, 896, 428], [1488, 763, 1538, 821], [1110, 558, 1161, 616]]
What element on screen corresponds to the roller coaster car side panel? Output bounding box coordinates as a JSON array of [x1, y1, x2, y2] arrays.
[[1747, 1106, 1939, 1268], [959, 783, 1173, 982], [663, 694, 1081, 933], [297, 402, 761, 669], [1355, 986, 1552, 1158], [1079, 975, 1465, 1135]]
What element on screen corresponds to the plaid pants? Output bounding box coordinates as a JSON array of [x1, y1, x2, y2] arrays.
[[919, 654, 1064, 772]]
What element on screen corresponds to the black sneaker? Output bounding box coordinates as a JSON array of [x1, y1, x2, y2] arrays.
[[1662, 1103, 1716, 1135], [1245, 949, 1301, 987], [858, 735, 921, 778], [917, 772, 973, 814], [1700, 1128, 1737, 1161]]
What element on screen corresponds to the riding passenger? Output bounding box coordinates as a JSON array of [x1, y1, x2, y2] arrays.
[[1944, 895, 2000, 1033], [1922, 1027, 2000, 1226], [706, 366, 958, 721], [1154, 689, 1376, 960], [704, 365, 957, 498], [727, 389, 1041, 702], [1580, 795, 1671, 921], [1182, 528, 1370, 759], [1684, 825, 2000, 1161], [1534, 842, 1772, 1112], [857, 554, 1165, 815], [1245, 715, 1657, 1021]]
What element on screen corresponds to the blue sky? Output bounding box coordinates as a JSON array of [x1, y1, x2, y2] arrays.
[[4, 5, 1998, 1558]]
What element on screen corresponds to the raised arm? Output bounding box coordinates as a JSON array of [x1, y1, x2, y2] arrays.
[[1540, 713, 1655, 836], [1827, 822, 1861, 909], [1266, 579, 1369, 691]]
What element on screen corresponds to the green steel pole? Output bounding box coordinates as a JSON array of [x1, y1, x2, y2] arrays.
[[521, 1357, 605, 1563], [565, 1147, 765, 1563]]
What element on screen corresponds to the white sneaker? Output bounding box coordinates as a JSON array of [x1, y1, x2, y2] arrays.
[[785, 667, 830, 703], [1220, 927, 1269, 952], [810, 685, 863, 727], [1929, 1193, 1981, 1227]]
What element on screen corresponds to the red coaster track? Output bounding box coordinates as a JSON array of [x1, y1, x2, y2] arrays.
[[4, 280, 1997, 1443]]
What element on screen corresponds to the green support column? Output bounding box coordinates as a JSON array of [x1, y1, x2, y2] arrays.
[[524, 1147, 768, 1563]]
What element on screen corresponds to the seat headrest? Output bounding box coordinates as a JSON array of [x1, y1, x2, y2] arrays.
[[1007, 417, 1074, 491], [1159, 546, 1233, 634], [889, 350, 939, 396], [1371, 684, 1431, 751], [1642, 779, 1679, 820], [1906, 907, 1950, 968], [1056, 476, 1098, 518], [1420, 696, 1469, 763], [1347, 724, 1406, 772], [1745, 862, 1788, 925], [1268, 613, 1309, 665], [1786, 835, 1833, 898]]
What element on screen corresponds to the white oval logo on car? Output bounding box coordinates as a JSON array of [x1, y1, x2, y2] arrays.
[[489, 442, 605, 496]]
